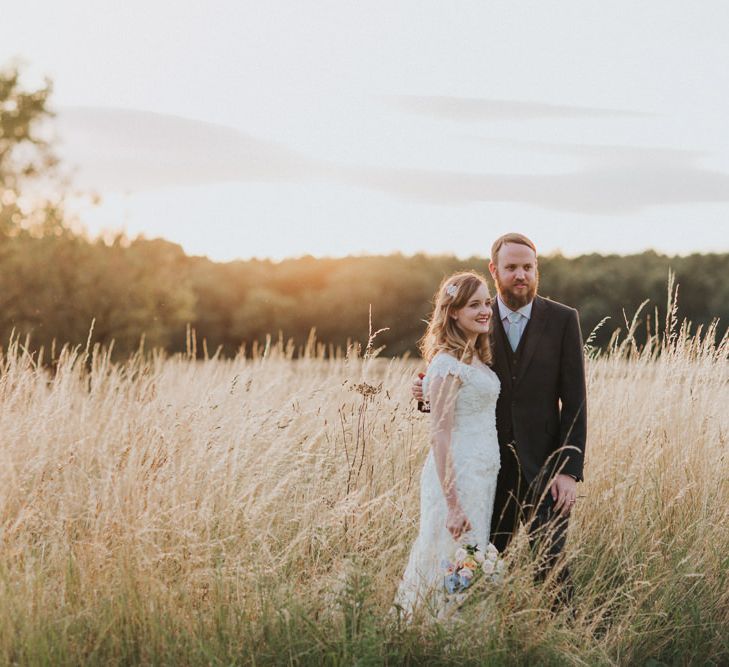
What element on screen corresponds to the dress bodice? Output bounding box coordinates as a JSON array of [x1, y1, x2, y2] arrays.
[[422, 352, 501, 438]]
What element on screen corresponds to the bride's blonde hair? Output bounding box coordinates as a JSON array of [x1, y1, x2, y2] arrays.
[[419, 270, 493, 365]]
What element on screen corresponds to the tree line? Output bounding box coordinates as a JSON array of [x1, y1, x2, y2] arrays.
[[2, 230, 727, 359]]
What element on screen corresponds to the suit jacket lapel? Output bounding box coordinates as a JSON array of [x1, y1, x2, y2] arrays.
[[491, 299, 513, 390], [515, 295, 549, 385]]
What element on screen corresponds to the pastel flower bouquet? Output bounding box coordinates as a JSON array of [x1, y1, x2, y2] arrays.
[[441, 541, 504, 607]]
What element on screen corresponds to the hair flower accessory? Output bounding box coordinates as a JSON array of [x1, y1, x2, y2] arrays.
[[445, 284, 458, 297]]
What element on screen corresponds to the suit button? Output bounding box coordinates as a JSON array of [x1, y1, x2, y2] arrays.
[[511, 375, 516, 380]]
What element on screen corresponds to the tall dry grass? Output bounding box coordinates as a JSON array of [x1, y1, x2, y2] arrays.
[[0, 304, 727, 665]]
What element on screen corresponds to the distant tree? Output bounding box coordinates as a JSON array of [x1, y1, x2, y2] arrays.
[[0, 64, 67, 238]]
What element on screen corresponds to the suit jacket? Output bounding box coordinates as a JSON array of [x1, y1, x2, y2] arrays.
[[491, 295, 587, 483]]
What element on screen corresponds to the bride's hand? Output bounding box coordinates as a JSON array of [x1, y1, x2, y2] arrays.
[[411, 373, 425, 401], [446, 505, 472, 541]]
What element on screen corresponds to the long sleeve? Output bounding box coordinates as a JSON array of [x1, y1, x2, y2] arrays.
[[423, 352, 470, 507], [427, 373, 462, 509]]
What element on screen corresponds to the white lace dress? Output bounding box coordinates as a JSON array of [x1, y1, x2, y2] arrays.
[[394, 352, 501, 618]]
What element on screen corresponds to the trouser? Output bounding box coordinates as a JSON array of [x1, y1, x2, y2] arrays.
[[489, 443, 573, 599]]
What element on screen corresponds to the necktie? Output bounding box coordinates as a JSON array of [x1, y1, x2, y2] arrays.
[[507, 311, 522, 351]]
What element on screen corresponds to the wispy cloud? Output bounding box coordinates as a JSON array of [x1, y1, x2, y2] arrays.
[[56, 107, 324, 191], [385, 96, 652, 121], [56, 106, 729, 215], [335, 135, 729, 213], [341, 159, 729, 214], [471, 138, 701, 164]]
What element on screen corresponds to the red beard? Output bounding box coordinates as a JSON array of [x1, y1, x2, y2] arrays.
[[494, 271, 538, 310]]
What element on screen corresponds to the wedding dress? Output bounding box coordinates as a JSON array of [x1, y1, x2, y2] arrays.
[[394, 352, 501, 618]]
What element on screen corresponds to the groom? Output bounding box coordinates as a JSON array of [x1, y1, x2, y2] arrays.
[[414, 232, 587, 592]]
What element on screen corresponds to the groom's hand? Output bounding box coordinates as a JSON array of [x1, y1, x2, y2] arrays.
[[551, 474, 577, 517], [411, 373, 425, 401]]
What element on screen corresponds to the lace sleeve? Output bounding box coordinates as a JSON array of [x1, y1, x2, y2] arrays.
[[422, 353, 469, 401]]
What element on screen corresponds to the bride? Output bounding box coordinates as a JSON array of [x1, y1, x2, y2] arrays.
[[394, 270, 502, 618]]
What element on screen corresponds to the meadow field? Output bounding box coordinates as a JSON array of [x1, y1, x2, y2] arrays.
[[0, 314, 727, 666]]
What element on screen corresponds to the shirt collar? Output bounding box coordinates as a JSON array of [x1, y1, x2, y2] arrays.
[[497, 294, 533, 321]]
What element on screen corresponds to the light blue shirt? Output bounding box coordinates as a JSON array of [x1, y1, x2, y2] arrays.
[[497, 294, 533, 348]]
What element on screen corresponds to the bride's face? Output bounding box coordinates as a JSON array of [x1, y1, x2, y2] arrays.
[[451, 283, 492, 340]]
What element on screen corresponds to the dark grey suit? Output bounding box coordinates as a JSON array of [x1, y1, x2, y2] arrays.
[[489, 295, 587, 586]]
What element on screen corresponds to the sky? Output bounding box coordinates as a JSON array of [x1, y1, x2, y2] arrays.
[[2, 0, 729, 261]]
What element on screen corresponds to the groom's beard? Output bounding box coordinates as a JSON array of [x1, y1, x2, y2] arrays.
[[494, 269, 539, 310]]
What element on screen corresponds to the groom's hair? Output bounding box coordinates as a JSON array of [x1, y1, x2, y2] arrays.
[[490, 233, 537, 265]]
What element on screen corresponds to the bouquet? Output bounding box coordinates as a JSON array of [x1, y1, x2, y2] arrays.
[[441, 542, 504, 605]]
